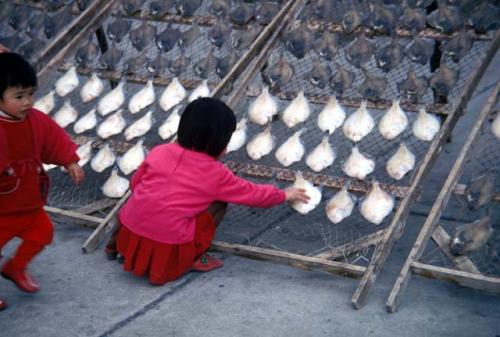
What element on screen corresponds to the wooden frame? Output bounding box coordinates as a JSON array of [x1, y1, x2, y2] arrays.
[[386, 80, 500, 313]]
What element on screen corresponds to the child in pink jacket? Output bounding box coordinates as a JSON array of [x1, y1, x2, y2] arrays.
[[113, 97, 309, 285]]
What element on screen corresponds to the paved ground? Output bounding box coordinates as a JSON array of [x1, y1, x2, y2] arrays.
[[1, 55, 499, 337]]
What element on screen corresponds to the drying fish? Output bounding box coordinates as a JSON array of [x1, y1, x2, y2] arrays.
[[175, 0, 202, 17], [97, 80, 125, 116], [469, 2, 500, 34], [284, 21, 314, 59], [210, 0, 231, 17], [310, 0, 335, 20], [358, 70, 388, 100], [156, 24, 181, 52], [227, 118, 248, 154], [73, 108, 97, 134], [43, 164, 57, 172], [246, 126, 275, 160], [412, 108, 441, 141], [47, 0, 66, 11], [18, 37, 46, 61], [216, 50, 239, 79], [118, 139, 146, 175], [75, 41, 98, 68], [91, 143, 116, 173], [44, 7, 72, 39], [125, 110, 154, 141], [406, 36, 435, 65], [330, 64, 354, 96], [129, 22, 156, 52], [122, 0, 142, 16], [398, 7, 427, 31], [248, 86, 278, 125], [463, 174, 496, 211], [427, 3, 463, 34], [343, 101, 375, 142], [231, 24, 260, 50], [317, 97, 346, 135], [209, 20, 231, 48], [450, 217, 493, 256], [106, 16, 131, 43], [256, 2, 279, 25], [342, 147, 375, 180], [125, 52, 151, 75], [397, 67, 428, 103], [290, 172, 322, 215], [169, 51, 190, 77], [149, 0, 173, 18], [178, 23, 201, 50], [275, 129, 306, 167], [97, 110, 125, 140], [487, 236, 500, 263], [368, 3, 398, 34], [55, 67, 79, 97], [314, 31, 339, 61], [261, 52, 294, 91], [33, 91, 55, 115], [100, 44, 123, 71], [360, 180, 394, 225], [146, 54, 170, 77], [231, 0, 255, 25], [194, 48, 218, 78], [53, 101, 78, 128], [376, 37, 403, 72], [441, 29, 473, 63], [128, 80, 155, 114], [188, 80, 210, 102], [492, 113, 500, 138], [325, 185, 355, 224], [9, 4, 30, 30], [308, 59, 331, 89], [430, 59, 459, 98], [379, 99, 408, 140], [160, 78, 186, 112], [80, 73, 104, 103], [342, 9, 364, 34], [75, 141, 93, 168], [282, 92, 311, 129], [305, 136, 335, 173], [345, 33, 374, 68], [386, 143, 415, 180], [158, 107, 181, 140], [103, 169, 129, 198]]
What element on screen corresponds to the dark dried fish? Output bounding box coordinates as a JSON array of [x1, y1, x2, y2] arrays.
[[375, 37, 403, 72], [231, 1, 255, 26], [256, 2, 279, 25], [210, 0, 231, 17], [345, 33, 375, 68], [44, 7, 73, 39], [397, 67, 428, 102], [342, 9, 364, 34], [398, 7, 427, 31], [231, 24, 259, 50], [122, 0, 142, 16], [149, 0, 173, 18], [125, 52, 151, 75], [129, 22, 156, 52], [107, 17, 132, 44], [283, 21, 314, 59], [368, 3, 398, 34], [441, 29, 473, 62], [358, 69, 387, 100], [308, 59, 331, 89], [9, 4, 30, 30], [463, 174, 496, 211], [216, 50, 239, 78], [194, 48, 217, 78], [311, 0, 335, 21], [261, 52, 294, 91], [155, 24, 181, 53], [75, 41, 99, 68], [450, 217, 493, 256], [487, 236, 500, 262], [314, 31, 339, 61], [18, 37, 45, 60], [427, 4, 463, 34], [469, 3, 500, 33], [169, 51, 190, 76], [178, 23, 201, 50], [46, 0, 67, 11], [175, 0, 202, 17], [26, 12, 46, 38], [430, 59, 459, 97], [147, 53, 170, 76], [209, 20, 231, 48], [100, 44, 123, 70], [405, 36, 435, 65], [329, 63, 354, 96]]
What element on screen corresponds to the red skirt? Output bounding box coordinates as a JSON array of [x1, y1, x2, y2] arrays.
[[116, 211, 216, 285]]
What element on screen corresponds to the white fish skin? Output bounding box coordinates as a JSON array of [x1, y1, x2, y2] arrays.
[[317, 96, 346, 134], [97, 109, 126, 139], [102, 169, 129, 198], [412, 108, 440, 141], [125, 110, 154, 141], [128, 80, 155, 114], [248, 86, 278, 126], [80, 73, 104, 103], [342, 146, 375, 180], [55, 66, 79, 97], [325, 185, 355, 224], [493, 113, 500, 139], [290, 171, 322, 215], [76, 140, 93, 168], [91, 143, 116, 173], [188, 80, 210, 102], [275, 128, 306, 167], [53, 100, 78, 128], [158, 107, 181, 140], [343, 100, 374, 142], [97, 80, 125, 116], [246, 125, 275, 160], [282, 91, 311, 128], [305, 136, 335, 172], [360, 180, 394, 225], [118, 139, 145, 175], [33, 91, 55, 114], [73, 108, 97, 134], [379, 99, 408, 140], [386, 143, 416, 180], [159, 77, 186, 112], [43, 163, 57, 171], [227, 118, 248, 153]]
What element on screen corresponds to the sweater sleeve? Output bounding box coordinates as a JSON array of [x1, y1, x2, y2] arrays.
[[130, 161, 147, 191], [216, 166, 286, 208], [38, 111, 79, 166]]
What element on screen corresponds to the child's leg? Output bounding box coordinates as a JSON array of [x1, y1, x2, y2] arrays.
[[206, 201, 228, 227]]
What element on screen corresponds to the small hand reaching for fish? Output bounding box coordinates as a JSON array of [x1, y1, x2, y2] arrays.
[[66, 163, 85, 185], [284, 187, 310, 204]]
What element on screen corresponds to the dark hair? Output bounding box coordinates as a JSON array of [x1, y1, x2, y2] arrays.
[[0, 52, 37, 99], [178, 97, 236, 157]]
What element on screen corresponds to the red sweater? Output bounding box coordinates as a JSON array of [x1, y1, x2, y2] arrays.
[[0, 108, 79, 214], [119, 143, 286, 244]]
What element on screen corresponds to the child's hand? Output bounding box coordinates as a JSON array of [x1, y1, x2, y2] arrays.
[[284, 187, 310, 204], [66, 163, 85, 185]]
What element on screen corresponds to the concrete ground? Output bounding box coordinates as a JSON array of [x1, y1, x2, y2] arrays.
[[1, 57, 499, 337]]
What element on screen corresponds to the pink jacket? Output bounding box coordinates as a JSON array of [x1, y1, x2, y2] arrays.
[[119, 143, 286, 244]]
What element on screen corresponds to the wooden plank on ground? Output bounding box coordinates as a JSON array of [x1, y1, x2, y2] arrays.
[[74, 198, 117, 215], [44, 206, 102, 226], [313, 230, 385, 260]]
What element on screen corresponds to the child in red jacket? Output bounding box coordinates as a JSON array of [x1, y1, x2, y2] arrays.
[[0, 53, 84, 310]]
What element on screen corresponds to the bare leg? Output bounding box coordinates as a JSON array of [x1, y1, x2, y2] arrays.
[[207, 201, 228, 227]]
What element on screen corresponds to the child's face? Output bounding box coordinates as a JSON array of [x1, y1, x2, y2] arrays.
[[0, 86, 36, 119]]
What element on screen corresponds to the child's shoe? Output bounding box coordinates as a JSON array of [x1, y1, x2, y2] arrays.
[[1, 265, 40, 293], [0, 298, 7, 311], [104, 246, 118, 260], [192, 254, 223, 272]]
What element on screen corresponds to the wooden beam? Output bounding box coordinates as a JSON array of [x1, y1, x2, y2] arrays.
[[73, 198, 117, 215], [453, 184, 500, 203], [44, 206, 102, 225], [411, 262, 500, 294], [210, 241, 366, 278], [431, 225, 481, 274], [313, 230, 385, 260]]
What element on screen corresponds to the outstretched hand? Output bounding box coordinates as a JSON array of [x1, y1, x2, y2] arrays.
[[284, 187, 310, 204], [66, 162, 85, 185]]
